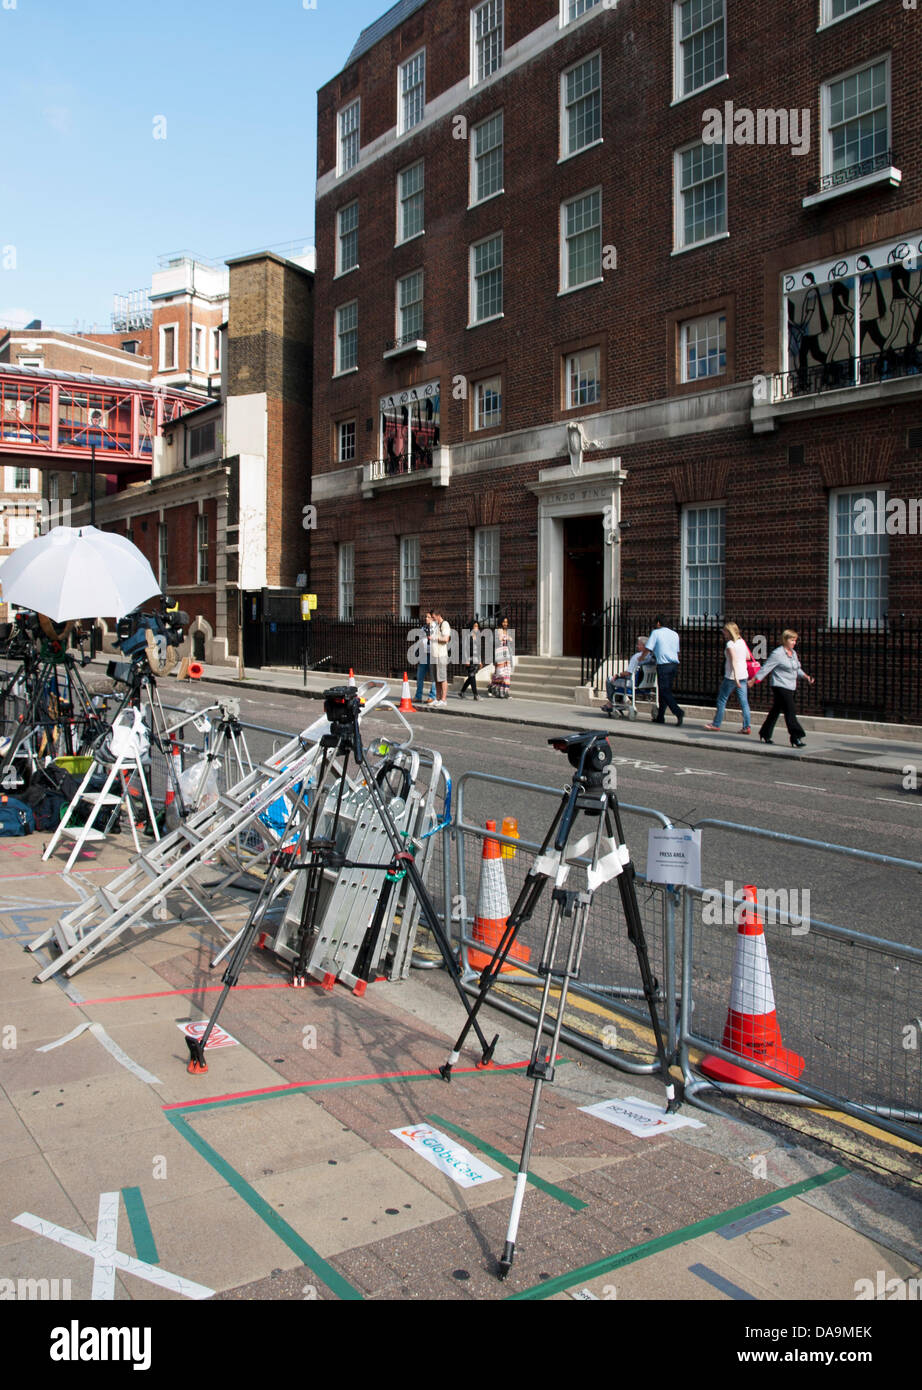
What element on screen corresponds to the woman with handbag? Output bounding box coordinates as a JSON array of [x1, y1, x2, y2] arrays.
[[750, 629, 815, 747], [704, 622, 753, 734], [458, 620, 483, 700]]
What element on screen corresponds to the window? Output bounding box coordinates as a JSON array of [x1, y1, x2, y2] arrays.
[[337, 202, 359, 275], [338, 542, 355, 620], [472, 112, 503, 204], [338, 420, 356, 462], [398, 161, 424, 242], [564, 0, 601, 20], [400, 51, 426, 133], [822, 0, 877, 21], [338, 100, 360, 175], [565, 348, 601, 408], [473, 377, 502, 430], [475, 526, 500, 622], [192, 325, 205, 371], [561, 53, 601, 158], [211, 328, 222, 374], [682, 505, 725, 618], [335, 302, 358, 374], [158, 523, 169, 590], [675, 140, 726, 249], [561, 189, 602, 290], [472, 0, 503, 84], [830, 489, 888, 625], [71, 472, 78, 495], [189, 421, 217, 459], [159, 325, 177, 371], [14, 467, 31, 490], [397, 271, 424, 344], [380, 381, 440, 475], [197, 514, 209, 584], [470, 234, 503, 323], [822, 58, 889, 180], [49, 474, 59, 501], [674, 0, 726, 100], [400, 536, 420, 619], [680, 314, 726, 381]]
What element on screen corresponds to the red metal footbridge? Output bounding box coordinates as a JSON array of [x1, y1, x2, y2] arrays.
[[0, 363, 209, 482]]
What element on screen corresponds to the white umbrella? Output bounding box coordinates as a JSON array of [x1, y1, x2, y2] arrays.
[[0, 525, 161, 621]]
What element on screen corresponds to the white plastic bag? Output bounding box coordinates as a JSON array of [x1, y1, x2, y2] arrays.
[[179, 758, 220, 810]]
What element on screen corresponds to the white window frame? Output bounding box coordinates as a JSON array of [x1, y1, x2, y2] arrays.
[[399, 49, 426, 135], [335, 301, 358, 376], [49, 474, 59, 502], [821, 55, 890, 181], [158, 522, 169, 591], [337, 419, 356, 463], [560, 188, 602, 293], [400, 535, 420, 619], [473, 376, 502, 430], [12, 466, 32, 491], [470, 111, 504, 206], [18, 358, 42, 369], [337, 99, 360, 177], [338, 542, 355, 621], [197, 513, 209, 584], [397, 161, 425, 244], [680, 313, 727, 381], [469, 233, 504, 326], [474, 526, 500, 621], [560, 51, 602, 161], [159, 323, 178, 372], [397, 270, 424, 344], [211, 327, 221, 374], [681, 503, 726, 620], [336, 201, 359, 277], [674, 139, 727, 252], [819, 0, 880, 28], [673, 0, 727, 103], [191, 324, 205, 372], [560, 0, 602, 24], [471, 0, 504, 86], [565, 348, 601, 409], [828, 488, 889, 627]]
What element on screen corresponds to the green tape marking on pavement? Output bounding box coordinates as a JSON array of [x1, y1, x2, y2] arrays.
[[508, 1164, 849, 1300], [163, 1108, 363, 1302], [425, 1113, 587, 1212], [121, 1187, 159, 1266]]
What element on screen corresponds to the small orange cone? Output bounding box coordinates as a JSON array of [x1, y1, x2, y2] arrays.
[[699, 885, 805, 1088], [348, 668, 357, 688], [469, 821, 531, 973], [188, 661, 204, 680], [398, 672, 414, 712]]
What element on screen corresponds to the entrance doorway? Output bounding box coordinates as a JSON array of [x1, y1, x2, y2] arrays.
[[562, 515, 603, 656]]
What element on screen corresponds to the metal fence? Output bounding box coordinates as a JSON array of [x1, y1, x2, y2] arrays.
[[581, 606, 922, 723]]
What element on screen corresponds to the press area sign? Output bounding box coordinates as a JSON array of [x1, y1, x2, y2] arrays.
[[645, 828, 702, 886]]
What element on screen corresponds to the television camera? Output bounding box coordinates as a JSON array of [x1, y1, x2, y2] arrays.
[[107, 599, 189, 685]]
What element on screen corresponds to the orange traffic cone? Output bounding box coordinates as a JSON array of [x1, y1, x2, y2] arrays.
[[189, 661, 204, 679], [398, 672, 414, 712], [348, 668, 357, 688], [164, 739, 182, 816], [699, 885, 805, 1088], [469, 821, 531, 973]]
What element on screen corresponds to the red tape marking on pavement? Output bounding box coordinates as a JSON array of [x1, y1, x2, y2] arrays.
[[74, 983, 306, 1005]]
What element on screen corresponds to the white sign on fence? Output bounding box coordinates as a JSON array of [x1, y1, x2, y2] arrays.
[[645, 827, 702, 886]]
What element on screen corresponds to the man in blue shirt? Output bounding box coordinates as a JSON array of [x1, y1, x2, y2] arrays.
[[646, 615, 684, 726]]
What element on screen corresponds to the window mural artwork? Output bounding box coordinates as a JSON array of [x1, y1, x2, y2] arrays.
[[783, 233, 922, 396], [380, 379, 440, 475]]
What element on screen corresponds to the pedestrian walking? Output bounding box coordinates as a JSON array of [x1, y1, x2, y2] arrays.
[[458, 620, 483, 700], [414, 610, 437, 704], [603, 636, 653, 713], [704, 622, 752, 734], [431, 609, 451, 707], [751, 629, 815, 747], [489, 617, 513, 698], [645, 615, 684, 725]]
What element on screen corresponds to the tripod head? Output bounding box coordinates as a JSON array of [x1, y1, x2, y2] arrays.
[[548, 730, 612, 790], [320, 685, 364, 760]]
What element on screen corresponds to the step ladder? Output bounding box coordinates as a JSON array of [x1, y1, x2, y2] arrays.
[[28, 681, 398, 981], [42, 738, 160, 874]]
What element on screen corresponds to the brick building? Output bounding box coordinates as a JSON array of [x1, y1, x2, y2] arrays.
[[310, 0, 922, 678]]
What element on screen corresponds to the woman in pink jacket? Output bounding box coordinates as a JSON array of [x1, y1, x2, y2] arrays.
[[704, 622, 752, 734]]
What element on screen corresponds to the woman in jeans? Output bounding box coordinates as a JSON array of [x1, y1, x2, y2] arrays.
[[704, 621, 752, 734], [751, 629, 815, 747]]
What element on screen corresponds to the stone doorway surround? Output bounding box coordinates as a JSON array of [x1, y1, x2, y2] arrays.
[[528, 452, 626, 658]]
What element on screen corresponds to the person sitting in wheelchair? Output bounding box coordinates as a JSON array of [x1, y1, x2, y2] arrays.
[[603, 636, 653, 712]]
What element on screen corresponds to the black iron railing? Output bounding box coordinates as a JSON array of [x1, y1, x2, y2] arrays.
[[806, 148, 893, 197], [581, 606, 922, 724], [773, 349, 922, 401]]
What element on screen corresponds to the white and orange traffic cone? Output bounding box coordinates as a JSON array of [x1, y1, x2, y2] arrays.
[[469, 821, 530, 973], [699, 885, 805, 1088], [348, 668, 357, 688], [163, 739, 183, 822], [398, 672, 414, 713]]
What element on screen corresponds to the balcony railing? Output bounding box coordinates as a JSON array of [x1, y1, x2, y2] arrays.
[[805, 148, 894, 197], [383, 334, 427, 358], [771, 348, 922, 402]]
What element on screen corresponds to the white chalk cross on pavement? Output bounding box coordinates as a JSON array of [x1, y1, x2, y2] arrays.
[[13, 1192, 214, 1300]]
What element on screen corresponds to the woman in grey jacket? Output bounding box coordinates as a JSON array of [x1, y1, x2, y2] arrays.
[[751, 629, 815, 747]]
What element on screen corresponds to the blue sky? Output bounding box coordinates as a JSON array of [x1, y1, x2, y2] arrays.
[[0, 0, 391, 331]]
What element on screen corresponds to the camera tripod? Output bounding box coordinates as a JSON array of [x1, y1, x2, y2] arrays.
[[440, 731, 680, 1280], [104, 658, 190, 820], [185, 686, 498, 1074], [0, 640, 105, 779], [188, 700, 252, 810]]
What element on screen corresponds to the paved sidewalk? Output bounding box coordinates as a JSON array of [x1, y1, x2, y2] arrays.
[[1, 829, 919, 1312]]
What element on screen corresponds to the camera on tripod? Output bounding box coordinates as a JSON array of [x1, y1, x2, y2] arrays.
[[322, 685, 361, 727], [548, 730, 612, 788], [107, 599, 189, 684]]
